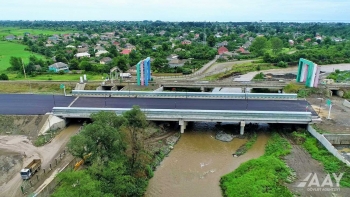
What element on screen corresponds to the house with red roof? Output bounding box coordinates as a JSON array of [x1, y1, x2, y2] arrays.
[[120, 49, 132, 55], [218, 46, 229, 55]]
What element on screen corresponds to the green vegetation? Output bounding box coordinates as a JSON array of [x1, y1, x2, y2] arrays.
[[0, 27, 72, 37], [54, 107, 155, 197], [292, 130, 350, 187], [253, 72, 264, 80], [327, 70, 350, 83], [234, 132, 257, 156], [283, 82, 325, 97], [220, 133, 293, 197], [0, 41, 46, 72], [204, 62, 278, 81]]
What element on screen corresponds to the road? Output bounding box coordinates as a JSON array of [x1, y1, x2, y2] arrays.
[[0, 94, 317, 116], [0, 125, 81, 197], [0, 94, 74, 115]]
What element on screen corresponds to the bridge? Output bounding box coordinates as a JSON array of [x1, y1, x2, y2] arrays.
[[71, 90, 298, 100], [0, 93, 319, 134], [160, 81, 287, 90], [52, 107, 313, 134]]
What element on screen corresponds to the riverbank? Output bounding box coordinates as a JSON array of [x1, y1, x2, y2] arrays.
[[220, 132, 293, 197]]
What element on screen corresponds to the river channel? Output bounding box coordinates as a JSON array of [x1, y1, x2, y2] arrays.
[[145, 122, 270, 197]]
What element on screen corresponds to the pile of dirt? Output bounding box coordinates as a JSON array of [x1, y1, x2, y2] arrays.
[[0, 115, 45, 138], [0, 151, 23, 186]]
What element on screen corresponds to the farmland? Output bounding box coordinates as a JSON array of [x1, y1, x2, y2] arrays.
[[0, 41, 46, 72], [0, 27, 73, 37]]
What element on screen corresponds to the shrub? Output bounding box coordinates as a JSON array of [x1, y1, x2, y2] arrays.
[[0, 73, 9, 80]]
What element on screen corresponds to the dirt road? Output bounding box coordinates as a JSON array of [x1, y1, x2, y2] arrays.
[[0, 124, 81, 197]]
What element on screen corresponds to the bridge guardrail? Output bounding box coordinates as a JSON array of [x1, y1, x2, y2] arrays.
[[52, 107, 312, 123], [72, 90, 297, 100]]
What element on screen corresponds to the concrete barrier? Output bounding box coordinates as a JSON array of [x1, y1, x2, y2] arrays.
[[323, 134, 350, 145], [343, 99, 350, 108], [307, 125, 350, 166]]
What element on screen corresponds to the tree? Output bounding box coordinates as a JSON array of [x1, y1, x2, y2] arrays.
[[0, 73, 9, 80], [79, 61, 93, 71], [52, 170, 105, 197], [270, 37, 283, 54], [250, 37, 268, 56], [68, 111, 126, 161], [122, 106, 149, 174], [9, 57, 23, 71], [207, 35, 216, 47]]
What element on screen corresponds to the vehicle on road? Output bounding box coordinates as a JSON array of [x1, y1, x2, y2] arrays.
[[120, 73, 131, 78], [20, 159, 41, 180]]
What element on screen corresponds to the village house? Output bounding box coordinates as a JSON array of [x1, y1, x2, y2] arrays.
[[100, 57, 112, 64], [48, 62, 69, 73], [74, 52, 91, 58]]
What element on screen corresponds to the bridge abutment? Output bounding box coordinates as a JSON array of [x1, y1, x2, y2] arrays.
[[240, 121, 245, 135], [179, 120, 187, 133]]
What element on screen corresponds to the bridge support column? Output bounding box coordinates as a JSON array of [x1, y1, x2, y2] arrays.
[[241, 87, 246, 93], [200, 87, 205, 92], [240, 121, 245, 135], [179, 120, 187, 133]]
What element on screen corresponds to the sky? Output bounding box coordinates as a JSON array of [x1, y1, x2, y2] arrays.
[[0, 0, 349, 22]]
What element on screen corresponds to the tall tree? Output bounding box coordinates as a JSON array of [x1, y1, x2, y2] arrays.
[[207, 35, 216, 47], [122, 106, 149, 174], [270, 37, 283, 54], [250, 37, 268, 56]]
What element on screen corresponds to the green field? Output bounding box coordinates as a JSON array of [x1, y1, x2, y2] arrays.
[[0, 41, 46, 72], [7, 73, 106, 81], [0, 27, 73, 37]]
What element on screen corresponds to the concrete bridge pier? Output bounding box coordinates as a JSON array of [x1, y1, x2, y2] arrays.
[[179, 120, 187, 133], [200, 87, 205, 92], [240, 121, 245, 135], [241, 87, 246, 93]]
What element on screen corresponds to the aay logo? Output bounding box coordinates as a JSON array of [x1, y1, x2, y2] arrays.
[[297, 173, 343, 192]]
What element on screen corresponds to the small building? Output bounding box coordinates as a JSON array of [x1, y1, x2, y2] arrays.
[[100, 57, 112, 64], [168, 58, 187, 68], [181, 40, 192, 45], [95, 50, 109, 57], [218, 46, 229, 55], [120, 49, 132, 55], [74, 52, 91, 58], [48, 62, 69, 73], [5, 35, 15, 40]]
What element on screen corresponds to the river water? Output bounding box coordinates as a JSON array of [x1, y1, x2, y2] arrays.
[[145, 122, 269, 197]]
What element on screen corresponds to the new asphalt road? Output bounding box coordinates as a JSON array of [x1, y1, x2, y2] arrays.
[[0, 94, 317, 116]]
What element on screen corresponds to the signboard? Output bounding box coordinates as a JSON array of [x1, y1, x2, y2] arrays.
[[60, 84, 65, 89]]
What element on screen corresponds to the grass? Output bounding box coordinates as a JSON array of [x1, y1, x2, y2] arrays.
[[292, 130, 350, 187], [0, 27, 73, 38], [266, 47, 297, 55], [0, 81, 100, 94], [0, 41, 46, 72], [7, 72, 106, 81], [220, 133, 293, 197], [234, 132, 257, 156], [204, 62, 279, 81]]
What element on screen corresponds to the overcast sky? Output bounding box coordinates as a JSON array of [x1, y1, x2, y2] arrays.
[[0, 0, 349, 22]]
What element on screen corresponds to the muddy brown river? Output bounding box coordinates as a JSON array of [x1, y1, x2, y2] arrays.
[[145, 122, 269, 197]]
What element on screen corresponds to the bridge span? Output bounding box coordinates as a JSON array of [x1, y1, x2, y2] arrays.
[[0, 94, 319, 134]]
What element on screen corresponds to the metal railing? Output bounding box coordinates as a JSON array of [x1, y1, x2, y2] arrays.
[[71, 90, 297, 100], [52, 107, 312, 123]]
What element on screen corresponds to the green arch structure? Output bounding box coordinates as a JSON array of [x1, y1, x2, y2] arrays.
[[296, 58, 320, 87]]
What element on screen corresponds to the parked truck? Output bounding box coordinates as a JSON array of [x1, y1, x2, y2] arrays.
[[20, 159, 41, 180]]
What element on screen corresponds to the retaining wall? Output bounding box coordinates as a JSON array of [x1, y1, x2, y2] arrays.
[[307, 125, 350, 166], [323, 134, 350, 145]]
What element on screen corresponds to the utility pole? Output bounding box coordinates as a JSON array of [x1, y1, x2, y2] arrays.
[[22, 59, 31, 93]]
